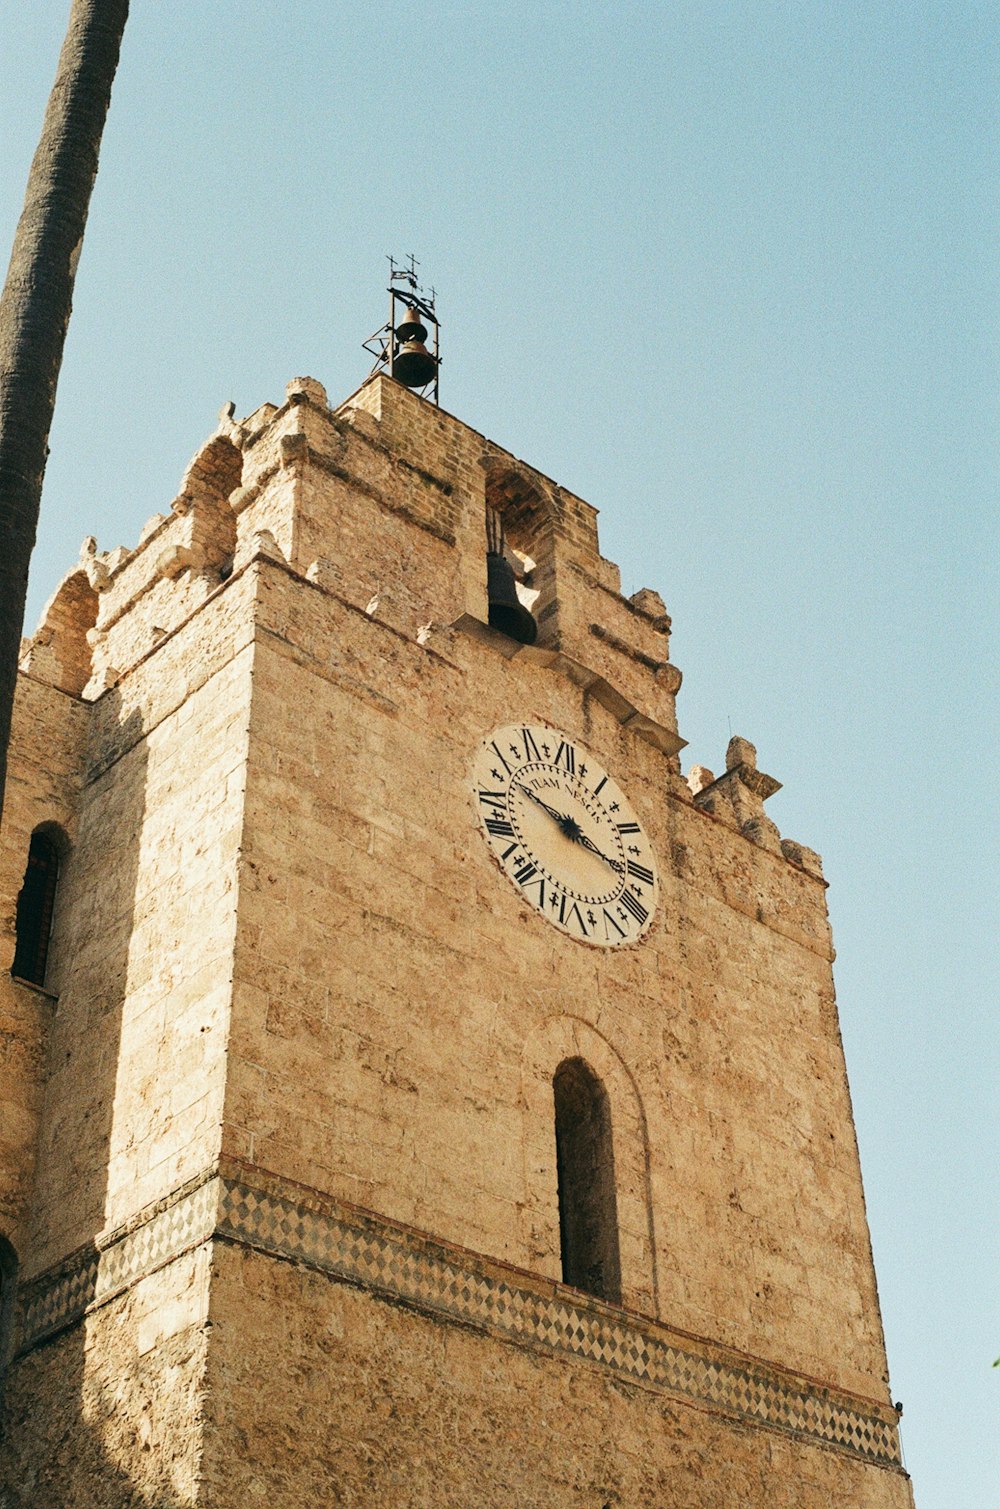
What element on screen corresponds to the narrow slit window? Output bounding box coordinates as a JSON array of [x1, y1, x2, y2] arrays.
[[0, 1238, 16, 1386], [553, 1057, 622, 1304], [12, 830, 60, 987]]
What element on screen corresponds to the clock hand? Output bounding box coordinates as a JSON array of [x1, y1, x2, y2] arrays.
[[573, 830, 624, 873], [516, 784, 623, 870], [515, 782, 572, 828]]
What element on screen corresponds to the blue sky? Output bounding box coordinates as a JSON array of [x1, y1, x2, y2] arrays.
[[2, 3, 996, 1501]]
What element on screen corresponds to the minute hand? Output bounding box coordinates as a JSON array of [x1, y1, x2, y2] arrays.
[[515, 782, 570, 827]]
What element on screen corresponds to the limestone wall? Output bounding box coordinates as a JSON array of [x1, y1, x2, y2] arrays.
[[224, 547, 887, 1403], [0, 672, 88, 1256], [1, 1245, 210, 1508], [18, 572, 255, 1278], [199, 1241, 912, 1509]]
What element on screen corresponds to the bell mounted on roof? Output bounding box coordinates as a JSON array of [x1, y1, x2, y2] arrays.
[[392, 304, 438, 389], [362, 255, 441, 403]]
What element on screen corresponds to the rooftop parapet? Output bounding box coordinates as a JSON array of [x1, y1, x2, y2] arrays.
[[688, 738, 823, 877], [15, 377, 836, 866]]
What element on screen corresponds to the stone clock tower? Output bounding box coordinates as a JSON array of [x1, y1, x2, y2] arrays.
[[0, 373, 913, 1506]]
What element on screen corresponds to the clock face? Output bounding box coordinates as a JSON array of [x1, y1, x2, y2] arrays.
[[472, 724, 658, 947]]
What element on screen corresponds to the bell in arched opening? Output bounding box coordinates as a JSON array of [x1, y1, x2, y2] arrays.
[[485, 508, 537, 645]]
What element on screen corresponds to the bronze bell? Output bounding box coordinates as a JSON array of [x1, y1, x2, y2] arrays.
[[395, 306, 428, 343], [392, 338, 437, 389], [487, 551, 537, 644]]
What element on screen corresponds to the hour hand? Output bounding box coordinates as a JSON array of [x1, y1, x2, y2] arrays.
[[574, 830, 624, 873]]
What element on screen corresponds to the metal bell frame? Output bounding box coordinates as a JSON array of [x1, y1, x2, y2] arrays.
[[363, 255, 440, 405]]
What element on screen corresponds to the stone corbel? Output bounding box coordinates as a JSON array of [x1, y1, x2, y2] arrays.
[[156, 544, 199, 580], [279, 431, 309, 471]]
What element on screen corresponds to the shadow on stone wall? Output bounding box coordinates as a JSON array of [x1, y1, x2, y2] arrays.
[[0, 695, 198, 1507]]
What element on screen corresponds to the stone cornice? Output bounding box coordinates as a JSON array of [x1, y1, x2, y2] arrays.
[[453, 615, 687, 760]]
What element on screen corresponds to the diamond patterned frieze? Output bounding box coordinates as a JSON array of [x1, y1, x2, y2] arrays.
[[14, 1168, 903, 1470]]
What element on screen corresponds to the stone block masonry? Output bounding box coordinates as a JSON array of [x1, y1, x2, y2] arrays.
[[0, 374, 912, 1506]]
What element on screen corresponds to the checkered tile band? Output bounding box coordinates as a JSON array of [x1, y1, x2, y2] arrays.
[[17, 1175, 217, 1345], [16, 1171, 903, 1470]]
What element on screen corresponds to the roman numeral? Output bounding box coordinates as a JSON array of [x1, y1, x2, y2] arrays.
[[592, 774, 608, 797], [554, 741, 575, 775], [500, 842, 518, 861], [490, 741, 512, 775], [627, 860, 655, 886], [602, 908, 627, 941], [478, 790, 507, 812], [558, 894, 589, 935], [617, 822, 640, 834], [620, 890, 649, 926], [485, 817, 515, 838], [521, 727, 542, 761], [513, 865, 546, 907]]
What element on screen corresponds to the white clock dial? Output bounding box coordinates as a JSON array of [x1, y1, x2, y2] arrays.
[[472, 724, 658, 947]]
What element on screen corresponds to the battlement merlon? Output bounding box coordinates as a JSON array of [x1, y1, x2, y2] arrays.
[[687, 738, 825, 880]]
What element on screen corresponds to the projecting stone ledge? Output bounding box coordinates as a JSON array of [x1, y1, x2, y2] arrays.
[[453, 613, 686, 759]]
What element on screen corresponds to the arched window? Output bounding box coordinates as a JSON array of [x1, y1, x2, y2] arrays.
[[553, 1057, 622, 1304], [12, 828, 61, 987]]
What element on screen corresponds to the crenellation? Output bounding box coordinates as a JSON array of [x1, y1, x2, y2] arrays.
[[19, 566, 98, 697]]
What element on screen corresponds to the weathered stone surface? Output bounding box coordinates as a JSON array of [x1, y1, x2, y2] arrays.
[[0, 375, 912, 1505], [198, 1241, 911, 1509]]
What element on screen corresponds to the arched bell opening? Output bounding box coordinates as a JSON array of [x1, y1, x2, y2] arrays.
[[21, 566, 99, 696], [175, 432, 243, 580], [553, 1056, 622, 1304], [483, 466, 557, 647]]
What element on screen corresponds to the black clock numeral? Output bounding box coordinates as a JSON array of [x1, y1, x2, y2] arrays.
[[617, 822, 640, 834], [521, 727, 542, 762], [479, 790, 514, 838], [500, 841, 518, 861], [554, 740, 576, 776], [620, 889, 649, 926], [558, 893, 590, 935], [490, 741, 512, 775], [512, 863, 546, 908], [627, 860, 655, 887], [592, 774, 608, 797], [601, 907, 628, 941]]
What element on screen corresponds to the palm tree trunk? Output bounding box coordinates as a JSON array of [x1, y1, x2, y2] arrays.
[[0, 0, 129, 820]]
